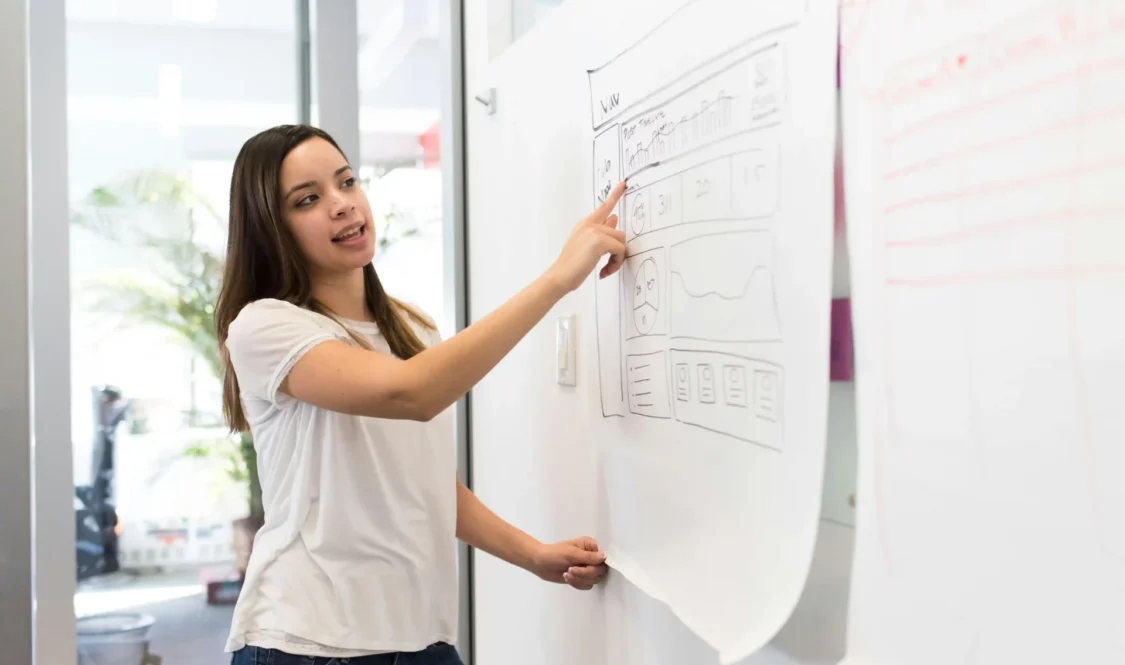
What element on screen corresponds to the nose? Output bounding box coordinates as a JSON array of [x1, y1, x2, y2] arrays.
[[328, 189, 353, 218]]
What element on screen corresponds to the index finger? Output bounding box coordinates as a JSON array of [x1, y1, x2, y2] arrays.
[[593, 180, 627, 219]]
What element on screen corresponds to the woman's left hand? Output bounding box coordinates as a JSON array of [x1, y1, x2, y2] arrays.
[[529, 537, 609, 590]]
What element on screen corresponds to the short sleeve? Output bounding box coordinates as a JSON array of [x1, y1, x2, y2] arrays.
[[418, 316, 442, 347], [225, 299, 337, 405], [402, 303, 442, 347]]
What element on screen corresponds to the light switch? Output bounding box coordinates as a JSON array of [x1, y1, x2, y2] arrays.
[[556, 315, 576, 386], [557, 329, 569, 369]]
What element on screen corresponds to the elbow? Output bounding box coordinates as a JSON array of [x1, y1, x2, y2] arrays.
[[380, 359, 448, 422], [393, 371, 440, 422], [375, 388, 437, 422], [405, 383, 454, 422], [355, 394, 436, 421], [410, 402, 439, 422]]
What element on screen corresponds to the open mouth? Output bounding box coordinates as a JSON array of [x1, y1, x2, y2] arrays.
[[332, 224, 366, 243]]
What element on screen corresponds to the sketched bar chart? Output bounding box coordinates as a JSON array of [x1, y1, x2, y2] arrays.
[[619, 43, 785, 179]]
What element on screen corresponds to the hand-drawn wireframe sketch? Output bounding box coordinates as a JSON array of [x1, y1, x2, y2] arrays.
[[633, 258, 660, 334], [593, 124, 622, 209], [732, 148, 779, 218], [626, 351, 673, 419], [596, 268, 625, 418], [626, 187, 651, 239], [669, 349, 783, 448], [648, 175, 682, 232], [624, 146, 781, 241], [669, 230, 781, 342], [593, 37, 790, 432], [584, 0, 835, 661], [682, 156, 733, 223], [594, 118, 626, 418], [623, 248, 667, 339]]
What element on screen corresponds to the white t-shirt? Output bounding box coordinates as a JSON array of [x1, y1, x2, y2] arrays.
[[222, 298, 458, 657]]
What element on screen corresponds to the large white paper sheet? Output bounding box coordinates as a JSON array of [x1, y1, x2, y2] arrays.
[[841, 1, 1125, 663], [590, 1, 838, 661]]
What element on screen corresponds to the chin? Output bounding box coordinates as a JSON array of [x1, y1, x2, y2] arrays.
[[347, 248, 376, 268]]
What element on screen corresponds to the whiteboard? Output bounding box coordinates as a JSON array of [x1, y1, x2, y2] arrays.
[[841, 0, 1125, 663], [588, 0, 839, 661]]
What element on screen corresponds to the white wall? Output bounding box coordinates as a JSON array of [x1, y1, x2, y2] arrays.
[[464, 2, 856, 663]]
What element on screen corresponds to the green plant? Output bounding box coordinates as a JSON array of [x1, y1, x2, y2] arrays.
[[183, 431, 262, 519], [72, 170, 263, 521], [373, 204, 420, 257], [355, 168, 423, 258]]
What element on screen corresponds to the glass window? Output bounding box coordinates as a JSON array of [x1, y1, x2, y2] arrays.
[[357, 0, 449, 336], [67, 1, 299, 659]]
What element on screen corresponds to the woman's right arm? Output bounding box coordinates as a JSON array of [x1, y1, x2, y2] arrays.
[[280, 182, 627, 421]]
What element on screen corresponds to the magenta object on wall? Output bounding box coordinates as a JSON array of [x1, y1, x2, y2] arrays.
[[830, 298, 853, 381], [834, 148, 846, 232]]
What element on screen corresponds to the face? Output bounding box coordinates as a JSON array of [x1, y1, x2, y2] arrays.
[[278, 137, 375, 276]]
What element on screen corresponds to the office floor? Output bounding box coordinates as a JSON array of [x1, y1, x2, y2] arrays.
[[77, 568, 234, 665]]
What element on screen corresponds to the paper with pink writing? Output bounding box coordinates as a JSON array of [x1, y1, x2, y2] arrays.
[[841, 1, 1125, 663]]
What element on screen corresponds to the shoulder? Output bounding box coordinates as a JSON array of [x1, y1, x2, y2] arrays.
[[230, 298, 300, 332], [227, 299, 339, 347], [223, 299, 344, 404]]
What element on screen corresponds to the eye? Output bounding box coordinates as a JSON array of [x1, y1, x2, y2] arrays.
[[296, 193, 318, 208], [342, 177, 357, 188]]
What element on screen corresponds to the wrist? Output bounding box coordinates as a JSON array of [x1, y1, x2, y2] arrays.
[[516, 535, 545, 572], [537, 268, 569, 302]]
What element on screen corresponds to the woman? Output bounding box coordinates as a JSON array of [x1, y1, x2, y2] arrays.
[[216, 124, 626, 665]]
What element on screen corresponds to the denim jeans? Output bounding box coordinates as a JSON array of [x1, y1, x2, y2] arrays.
[[230, 643, 464, 665]]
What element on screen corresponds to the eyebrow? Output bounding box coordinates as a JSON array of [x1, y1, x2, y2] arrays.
[[284, 164, 353, 200]]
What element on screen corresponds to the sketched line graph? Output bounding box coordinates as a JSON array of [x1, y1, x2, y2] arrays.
[[668, 230, 782, 342]]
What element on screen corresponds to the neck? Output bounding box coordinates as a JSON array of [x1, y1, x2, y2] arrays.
[[310, 267, 370, 322]]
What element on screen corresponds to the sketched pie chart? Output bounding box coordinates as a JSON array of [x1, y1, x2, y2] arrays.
[[633, 257, 660, 335], [631, 195, 648, 235]]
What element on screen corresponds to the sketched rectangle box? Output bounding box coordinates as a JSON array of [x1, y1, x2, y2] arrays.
[[626, 351, 672, 419], [669, 349, 784, 450], [623, 246, 668, 340]]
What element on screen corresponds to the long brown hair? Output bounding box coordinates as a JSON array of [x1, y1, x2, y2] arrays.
[[215, 124, 433, 432]]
